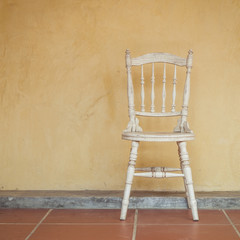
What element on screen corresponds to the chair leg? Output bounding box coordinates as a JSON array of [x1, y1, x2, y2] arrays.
[[120, 141, 139, 220], [178, 145, 191, 209], [177, 141, 199, 221]]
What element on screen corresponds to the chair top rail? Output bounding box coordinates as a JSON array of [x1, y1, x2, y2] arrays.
[[131, 53, 186, 66], [135, 111, 181, 117]]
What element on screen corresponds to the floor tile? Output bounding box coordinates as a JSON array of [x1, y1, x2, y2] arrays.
[[225, 210, 240, 224], [0, 209, 49, 223], [29, 224, 133, 240], [0, 224, 34, 240], [138, 209, 229, 225], [44, 209, 134, 224], [136, 225, 239, 240]]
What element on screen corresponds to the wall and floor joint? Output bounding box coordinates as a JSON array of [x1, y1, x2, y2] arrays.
[[0, 191, 239, 209]]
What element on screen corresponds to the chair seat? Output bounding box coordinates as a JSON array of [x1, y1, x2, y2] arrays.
[[122, 131, 195, 142]]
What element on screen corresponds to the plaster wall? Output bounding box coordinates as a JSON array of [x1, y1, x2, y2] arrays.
[[0, 0, 240, 191]]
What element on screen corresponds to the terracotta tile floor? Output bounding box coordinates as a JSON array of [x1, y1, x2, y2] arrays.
[[0, 209, 240, 240]]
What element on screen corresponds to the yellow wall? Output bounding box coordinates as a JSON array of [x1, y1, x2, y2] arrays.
[[0, 0, 240, 191]]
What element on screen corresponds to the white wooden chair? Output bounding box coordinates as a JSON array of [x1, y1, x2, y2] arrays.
[[120, 49, 199, 221]]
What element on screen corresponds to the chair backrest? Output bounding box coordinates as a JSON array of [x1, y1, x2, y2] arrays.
[[125, 49, 193, 133]]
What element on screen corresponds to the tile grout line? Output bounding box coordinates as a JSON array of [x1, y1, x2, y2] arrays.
[[222, 209, 240, 238], [25, 209, 52, 240], [136, 223, 232, 226], [41, 222, 134, 225], [132, 209, 138, 240], [0, 223, 36, 225], [38, 223, 233, 226]]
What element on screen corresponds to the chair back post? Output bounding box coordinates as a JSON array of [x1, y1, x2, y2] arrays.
[[124, 49, 142, 132], [125, 49, 135, 121], [176, 49, 193, 132]]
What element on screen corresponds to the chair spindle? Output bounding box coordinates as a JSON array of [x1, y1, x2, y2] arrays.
[[162, 63, 166, 113], [171, 65, 177, 112], [151, 63, 155, 112], [141, 65, 145, 112]]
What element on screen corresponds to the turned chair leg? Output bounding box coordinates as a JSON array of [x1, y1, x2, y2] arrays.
[[120, 141, 139, 220], [178, 145, 191, 209], [177, 141, 199, 221]]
